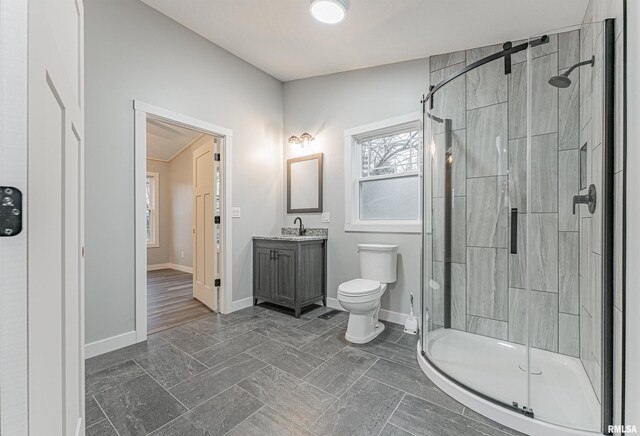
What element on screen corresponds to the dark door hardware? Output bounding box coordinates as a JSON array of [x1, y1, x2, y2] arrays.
[[510, 208, 518, 254], [214, 153, 220, 161], [1, 187, 22, 237], [503, 41, 512, 75], [573, 184, 596, 215], [214, 216, 220, 224], [214, 279, 221, 287]]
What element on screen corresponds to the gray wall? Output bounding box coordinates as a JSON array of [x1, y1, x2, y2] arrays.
[[282, 58, 430, 316], [146, 159, 171, 265], [85, 0, 283, 344]]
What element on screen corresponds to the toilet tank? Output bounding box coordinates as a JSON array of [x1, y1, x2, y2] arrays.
[[358, 244, 398, 283]]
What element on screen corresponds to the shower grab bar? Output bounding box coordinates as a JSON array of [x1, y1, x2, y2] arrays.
[[510, 208, 518, 254]]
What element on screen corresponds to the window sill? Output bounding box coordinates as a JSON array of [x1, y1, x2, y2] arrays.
[[345, 221, 421, 234], [147, 242, 159, 248]]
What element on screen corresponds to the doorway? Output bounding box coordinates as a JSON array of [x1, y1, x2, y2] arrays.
[[134, 101, 233, 341], [146, 118, 223, 333]]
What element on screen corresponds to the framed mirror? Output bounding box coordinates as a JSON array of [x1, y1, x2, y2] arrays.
[[287, 153, 323, 213]]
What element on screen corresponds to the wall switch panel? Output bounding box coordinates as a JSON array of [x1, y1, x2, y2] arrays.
[[321, 212, 330, 223], [232, 207, 241, 218]]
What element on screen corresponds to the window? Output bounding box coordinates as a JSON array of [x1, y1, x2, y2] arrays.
[[146, 172, 159, 247], [344, 113, 422, 233]]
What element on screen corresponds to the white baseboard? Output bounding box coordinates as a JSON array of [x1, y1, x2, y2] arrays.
[[229, 297, 254, 312], [324, 297, 419, 327], [170, 263, 193, 274], [147, 263, 193, 274], [85, 330, 137, 359]]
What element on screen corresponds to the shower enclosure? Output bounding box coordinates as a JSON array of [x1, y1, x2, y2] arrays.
[[419, 19, 615, 435]]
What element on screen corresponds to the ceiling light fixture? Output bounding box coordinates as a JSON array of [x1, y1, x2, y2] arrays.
[[310, 0, 349, 24]]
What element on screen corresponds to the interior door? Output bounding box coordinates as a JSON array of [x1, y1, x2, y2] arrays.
[[27, 0, 85, 434], [192, 139, 216, 310]]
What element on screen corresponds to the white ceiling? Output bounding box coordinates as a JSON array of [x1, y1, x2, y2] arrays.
[[140, 0, 589, 82], [147, 118, 203, 161]]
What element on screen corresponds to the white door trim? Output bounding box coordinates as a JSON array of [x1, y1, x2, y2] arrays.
[[133, 100, 233, 343], [0, 0, 29, 434]]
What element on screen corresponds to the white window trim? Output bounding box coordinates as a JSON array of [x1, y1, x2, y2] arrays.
[[344, 112, 422, 233], [146, 171, 160, 248]]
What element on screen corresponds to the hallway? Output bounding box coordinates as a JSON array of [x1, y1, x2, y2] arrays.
[[147, 269, 211, 334]]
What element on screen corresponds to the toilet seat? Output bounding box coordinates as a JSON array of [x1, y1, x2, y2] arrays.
[[337, 278, 387, 344], [338, 278, 381, 298]]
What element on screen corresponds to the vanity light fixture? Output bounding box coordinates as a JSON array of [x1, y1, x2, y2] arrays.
[[310, 0, 349, 24], [288, 132, 315, 148]]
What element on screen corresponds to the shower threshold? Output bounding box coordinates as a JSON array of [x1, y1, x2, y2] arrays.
[[419, 329, 600, 435]]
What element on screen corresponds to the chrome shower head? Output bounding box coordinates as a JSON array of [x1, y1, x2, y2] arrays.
[[548, 55, 595, 89]]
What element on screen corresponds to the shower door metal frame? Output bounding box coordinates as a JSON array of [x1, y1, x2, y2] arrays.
[[422, 36, 549, 106], [601, 17, 615, 435]]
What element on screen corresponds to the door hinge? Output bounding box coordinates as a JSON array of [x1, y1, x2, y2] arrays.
[[214, 216, 221, 224], [1, 187, 23, 237], [214, 153, 221, 161], [214, 279, 221, 287]]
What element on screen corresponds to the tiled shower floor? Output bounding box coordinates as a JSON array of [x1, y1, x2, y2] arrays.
[[85, 304, 523, 436]]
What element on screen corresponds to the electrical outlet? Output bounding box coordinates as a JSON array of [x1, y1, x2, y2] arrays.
[[321, 212, 330, 223], [232, 207, 241, 218]]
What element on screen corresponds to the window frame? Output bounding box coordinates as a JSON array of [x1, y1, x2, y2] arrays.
[[344, 112, 422, 233], [146, 171, 160, 248]]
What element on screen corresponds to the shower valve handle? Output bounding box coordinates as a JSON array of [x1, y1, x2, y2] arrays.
[[572, 184, 596, 215]]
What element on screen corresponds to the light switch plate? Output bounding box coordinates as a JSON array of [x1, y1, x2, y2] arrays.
[[232, 207, 241, 218], [321, 212, 330, 223]]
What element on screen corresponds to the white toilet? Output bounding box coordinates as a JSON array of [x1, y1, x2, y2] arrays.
[[338, 243, 398, 344]]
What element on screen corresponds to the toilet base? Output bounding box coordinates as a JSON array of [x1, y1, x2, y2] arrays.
[[345, 319, 385, 344]]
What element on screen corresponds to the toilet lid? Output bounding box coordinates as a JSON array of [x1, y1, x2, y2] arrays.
[[338, 278, 381, 297]]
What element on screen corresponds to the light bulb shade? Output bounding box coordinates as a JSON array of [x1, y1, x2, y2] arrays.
[[299, 132, 314, 147], [288, 135, 300, 144], [310, 0, 349, 24]]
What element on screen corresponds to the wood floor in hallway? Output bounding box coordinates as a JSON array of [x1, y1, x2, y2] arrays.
[[147, 268, 212, 334]]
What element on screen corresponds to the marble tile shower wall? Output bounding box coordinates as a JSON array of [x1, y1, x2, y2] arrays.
[[429, 31, 583, 357], [577, 0, 625, 406]]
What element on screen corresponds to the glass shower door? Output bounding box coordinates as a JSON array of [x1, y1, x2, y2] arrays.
[[422, 51, 530, 410]]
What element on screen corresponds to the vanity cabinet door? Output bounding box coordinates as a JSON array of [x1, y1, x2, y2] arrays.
[[254, 247, 276, 299], [275, 248, 296, 303]]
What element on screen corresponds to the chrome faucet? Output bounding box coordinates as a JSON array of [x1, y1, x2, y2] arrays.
[[294, 217, 306, 236]]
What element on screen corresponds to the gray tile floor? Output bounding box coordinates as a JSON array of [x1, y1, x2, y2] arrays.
[[85, 305, 524, 436]]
